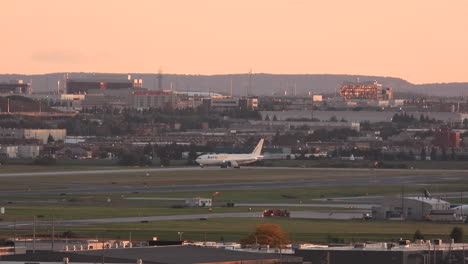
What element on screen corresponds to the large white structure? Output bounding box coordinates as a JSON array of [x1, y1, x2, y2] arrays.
[[17, 145, 40, 158], [372, 196, 462, 221], [0, 146, 17, 158], [185, 198, 212, 207]]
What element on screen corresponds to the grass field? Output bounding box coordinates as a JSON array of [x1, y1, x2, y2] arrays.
[[1, 164, 467, 244], [7, 218, 467, 243], [122, 184, 468, 201], [0, 167, 460, 187], [6, 158, 468, 170], [3, 182, 466, 206], [0, 204, 351, 221]]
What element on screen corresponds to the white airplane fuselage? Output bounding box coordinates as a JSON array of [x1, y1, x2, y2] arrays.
[[452, 205, 468, 216], [195, 153, 263, 167], [196, 139, 264, 168]]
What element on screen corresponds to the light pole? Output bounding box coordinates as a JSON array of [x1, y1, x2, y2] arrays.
[[178, 232, 184, 241]]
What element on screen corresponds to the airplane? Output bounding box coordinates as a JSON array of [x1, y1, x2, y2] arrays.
[[450, 204, 468, 216], [195, 139, 264, 168]]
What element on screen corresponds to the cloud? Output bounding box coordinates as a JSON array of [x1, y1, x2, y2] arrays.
[[31, 50, 83, 64]]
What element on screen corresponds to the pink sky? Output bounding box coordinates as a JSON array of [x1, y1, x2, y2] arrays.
[[1, 0, 468, 83]]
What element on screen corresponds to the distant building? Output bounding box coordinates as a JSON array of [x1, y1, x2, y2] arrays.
[[128, 90, 177, 110], [0, 145, 41, 159], [0, 146, 18, 158], [0, 80, 30, 94], [67, 75, 142, 94], [203, 97, 259, 110], [0, 128, 66, 144], [296, 242, 468, 264], [433, 127, 460, 148], [17, 145, 40, 158], [382, 87, 393, 100], [185, 198, 212, 207], [312, 95, 323, 102], [340, 80, 392, 100]]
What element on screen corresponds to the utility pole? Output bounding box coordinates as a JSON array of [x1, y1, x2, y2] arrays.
[[129, 232, 132, 248], [463, 245, 465, 264], [51, 216, 55, 251], [33, 216, 36, 253], [401, 185, 405, 220], [101, 241, 105, 264], [462, 192, 464, 219], [14, 219, 17, 253]]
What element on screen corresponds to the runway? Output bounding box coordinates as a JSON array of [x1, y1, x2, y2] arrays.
[[0, 166, 466, 178], [0, 171, 465, 197], [0, 210, 367, 228]]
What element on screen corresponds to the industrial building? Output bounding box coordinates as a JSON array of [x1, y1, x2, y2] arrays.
[[0, 80, 30, 94], [295, 241, 468, 264], [201, 97, 257, 111], [340, 80, 393, 100], [372, 196, 462, 221], [0, 128, 66, 144], [433, 127, 461, 148], [66, 75, 142, 94], [128, 90, 178, 110], [0, 245, 302, 264]]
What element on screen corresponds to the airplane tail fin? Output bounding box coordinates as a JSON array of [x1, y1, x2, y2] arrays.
[[252, 139, 264, 156]]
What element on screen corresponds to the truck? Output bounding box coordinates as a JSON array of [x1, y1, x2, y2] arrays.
[[262, 209, 290, 217]]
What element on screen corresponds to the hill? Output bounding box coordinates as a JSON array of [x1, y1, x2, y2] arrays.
[[0, 73, 467, 97]]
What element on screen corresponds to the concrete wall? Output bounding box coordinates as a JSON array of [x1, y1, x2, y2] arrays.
[[17, 145, 40, 158], [0, 146, 17, 158]]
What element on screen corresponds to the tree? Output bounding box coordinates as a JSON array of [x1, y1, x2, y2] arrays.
[[272, 115, 278, 121], [34, 156, 57, 166], [240, 224, 289, 248], [264, 114, 270, 121], [430, 147, 437, 161], [187, 144, 198, 164], [450, 226, 464, 243], [413, 229, 425, 240], [47, 134, 55, 144], [420, 148, 426, 161], [441, 147, 447, 161], [118, 152, 152, 166]]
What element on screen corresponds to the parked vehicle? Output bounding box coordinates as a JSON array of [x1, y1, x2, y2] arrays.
[[262, 209, 290, 217]]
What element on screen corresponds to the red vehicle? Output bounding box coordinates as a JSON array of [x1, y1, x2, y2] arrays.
[[262, 209, 290, 217]]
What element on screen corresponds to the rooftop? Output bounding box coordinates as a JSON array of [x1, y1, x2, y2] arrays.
[[1, 245, 301, 264]]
